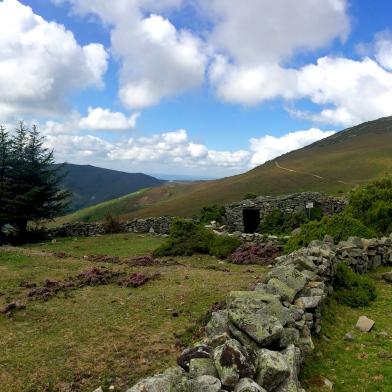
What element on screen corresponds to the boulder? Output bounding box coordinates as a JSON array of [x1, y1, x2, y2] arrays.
[[255, 349, 290, 391], [189, 358, 218, 378], [279, 328, 300, 349], [189, 375, 222, 392], [381, 271, 392, 283], [213, 339, 256, 388], [127, 367, 187, 392], [227, 291, 290, 346], [205, 311, 229, 338], [294, 296, 323, 310], [275, 345, 302, 392], [356, 316, 375, 332], [269, 265, 308, 297], [267, 278, 297, 302], [234, 378, 266, 392], [178, 345, 212, 371]]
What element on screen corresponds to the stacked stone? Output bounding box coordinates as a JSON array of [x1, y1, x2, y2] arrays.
[[224, 192, 347, 232], [126, 233, 392, 392], [51, 222, 105, 237], [123, 217, 173, 235], [50, 217, 175, 238], [336, 236, 392, 274]]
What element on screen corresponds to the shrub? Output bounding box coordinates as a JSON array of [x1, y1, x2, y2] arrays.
[[153, 218, 214, 257], [229, 243, 281, 265], [284, 212, 375, 253], [209, 235, 241, 258], [103, 212, 122, 233], [199, 205, 225, 225], [348, 176, 392, 235], [153, 218, 241, 258], [332, 263, 377, 307], [259, 208, 322, 235], [244, 192, 258, 200]]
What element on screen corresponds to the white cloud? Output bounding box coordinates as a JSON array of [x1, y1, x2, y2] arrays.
[[56, 1, 207, 109], [79, 107, 140, 131], [375, 32, 392, 70], [0, 0, 108, 118], [42, 123, 335, 175], [296, 56, 392, 125], [250, 128, 335, 166], [203, 0, 350, 65], [209, 56, 298, 105]]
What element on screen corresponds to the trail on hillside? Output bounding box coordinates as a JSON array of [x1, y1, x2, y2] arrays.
[[274, 160, 352, 186]]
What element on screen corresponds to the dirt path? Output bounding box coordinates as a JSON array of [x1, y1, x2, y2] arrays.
[[274, 160, 351, 186]]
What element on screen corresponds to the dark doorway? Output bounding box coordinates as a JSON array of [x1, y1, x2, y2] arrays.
[[243, 209, 261, 233]]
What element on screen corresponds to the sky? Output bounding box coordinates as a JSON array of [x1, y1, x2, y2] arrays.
[[1, 0, 392, 178]]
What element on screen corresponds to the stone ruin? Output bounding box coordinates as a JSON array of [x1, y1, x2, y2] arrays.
[[224, 192, 346, 233], [125, 233, 392, 392], [50, 192, 346, 239], [50, 216, 174, 237]]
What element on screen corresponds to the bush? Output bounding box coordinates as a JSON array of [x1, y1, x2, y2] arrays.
[[284, 212, 375, 253], [259, 208, 323, 235], [153, 218, 214, 257], [209, 235, 241, 258], [244, 192, 258, 200], [332, 263, 377, 307], [153, 218, 241, 258], [199, 205, 225, 225], [229, 243, 281, 265], [348, 176, 392, 235], [103, 212, 122, 233]]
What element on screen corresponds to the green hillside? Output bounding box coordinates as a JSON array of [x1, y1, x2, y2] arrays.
[[59, 163, 165, 211], [60, 116, 392, 223]]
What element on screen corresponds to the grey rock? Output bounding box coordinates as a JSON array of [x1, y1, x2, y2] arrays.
[[234, 378, 265, 392], [279, 328, 300, 348], [294, 296, 322, 310], [343, 331, 355, 341], [178, 345, 212, 371], [356, 316, 375, 332], [205, 311, 229, 338], [269, 265, 308, 297], [255, 349, 290, 390], [189, 358, 218, 378], [275, 345, 302, 392], [189, 375, 222, 392], [213, 339, 256, 388], [227, 291, 290, 346], [127, 367, 186, 392]]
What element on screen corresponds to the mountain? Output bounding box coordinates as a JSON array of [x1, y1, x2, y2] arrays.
[[60, 116, 392, 222], [58, 163, 166, 211]]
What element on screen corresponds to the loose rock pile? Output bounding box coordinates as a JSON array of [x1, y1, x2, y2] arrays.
[[127, 233, 392, 392]]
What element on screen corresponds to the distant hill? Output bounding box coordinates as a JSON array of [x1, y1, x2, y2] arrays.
[[58, 163, 166, 211], [59, 116, 392, 222]]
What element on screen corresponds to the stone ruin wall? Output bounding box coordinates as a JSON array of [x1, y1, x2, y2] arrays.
[[50, 216, 174, 238], [224, 192, 347, 232], [51, 192, 346, 239], [125, 234, 392, 392]]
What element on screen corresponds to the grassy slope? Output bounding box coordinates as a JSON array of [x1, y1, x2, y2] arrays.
[[59, 116, 392, 223], [0, 233, 265, 391], [301, 268, 392, 391]]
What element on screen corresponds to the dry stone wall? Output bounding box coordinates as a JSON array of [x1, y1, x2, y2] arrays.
[[126, 233, 392, 392], [50, 217, 174, 237], [224, 192, 346, 232]]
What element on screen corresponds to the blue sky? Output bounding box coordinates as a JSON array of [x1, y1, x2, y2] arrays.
[[1, 0, 392, 177]]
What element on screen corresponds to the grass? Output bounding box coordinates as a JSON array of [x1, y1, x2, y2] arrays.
[[0, 233, 266, 392], [56, 116, 392, 224], [300, 267, 392, 391]]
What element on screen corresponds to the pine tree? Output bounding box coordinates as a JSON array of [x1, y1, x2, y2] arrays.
[[8, 123, 71, 234], [0, 125, 12, 227]]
